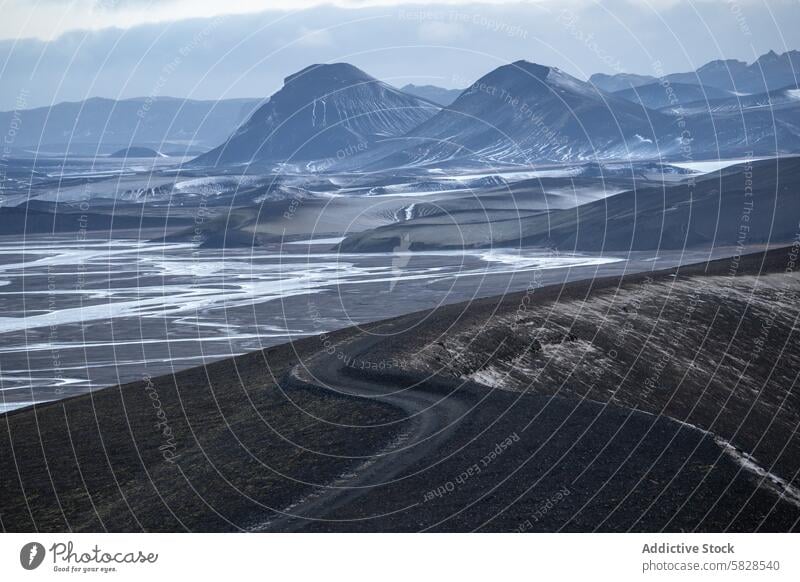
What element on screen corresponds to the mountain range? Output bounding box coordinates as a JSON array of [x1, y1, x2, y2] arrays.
[[191, 50, 800, 170], [3, 49, 799, 169]]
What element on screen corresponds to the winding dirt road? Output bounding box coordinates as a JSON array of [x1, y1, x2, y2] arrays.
[[252, 326, 472, 531]]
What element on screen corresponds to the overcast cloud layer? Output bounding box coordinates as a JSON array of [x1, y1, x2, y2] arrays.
[[1, 0, 798, 110]]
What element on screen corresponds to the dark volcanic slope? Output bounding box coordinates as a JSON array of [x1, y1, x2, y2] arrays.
[[191, 63, 438, 167], [262, 246, 800, 532], [0, 340, 403, 532], [339, 157, 800, 252], [516, 156, 800, 251], [2, 246, 799, 532]]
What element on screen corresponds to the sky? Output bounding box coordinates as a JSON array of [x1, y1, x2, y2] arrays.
[[1, 0, 798, 109]]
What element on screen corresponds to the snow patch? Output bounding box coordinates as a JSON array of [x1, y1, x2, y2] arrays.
[[284, 237, 346, 245], [470, 366, 507, 388], [670, 157, 768, 174]]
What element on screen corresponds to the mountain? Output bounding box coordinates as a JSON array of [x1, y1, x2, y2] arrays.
[[400, 84, 463, 106], [351, 60, 671, 170], [0, 97, 262, 156], [597, 50, 800, 97], [191, 63, 439, 168], [612, 82, 734, 109], [589, 72, 658, 93]]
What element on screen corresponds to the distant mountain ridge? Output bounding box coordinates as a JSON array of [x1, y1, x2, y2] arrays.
[[589, 72, 658, 93], [400, 84, 463, 107], [666, 50, 800, 93], [0, 96, 262, 156], [592, 49, 800, 94]]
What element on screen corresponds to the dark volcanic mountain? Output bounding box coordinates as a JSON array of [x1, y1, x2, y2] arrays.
[[192, 63, 439, 168], [352, 60, 671, 169]]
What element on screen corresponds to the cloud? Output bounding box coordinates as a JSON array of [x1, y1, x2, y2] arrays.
[[295, 27, 335, 47], [416, 21, 468, 43], [1, 0, 550, 41]]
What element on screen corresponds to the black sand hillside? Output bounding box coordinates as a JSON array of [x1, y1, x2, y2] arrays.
[[0, 341, 403, 532]]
